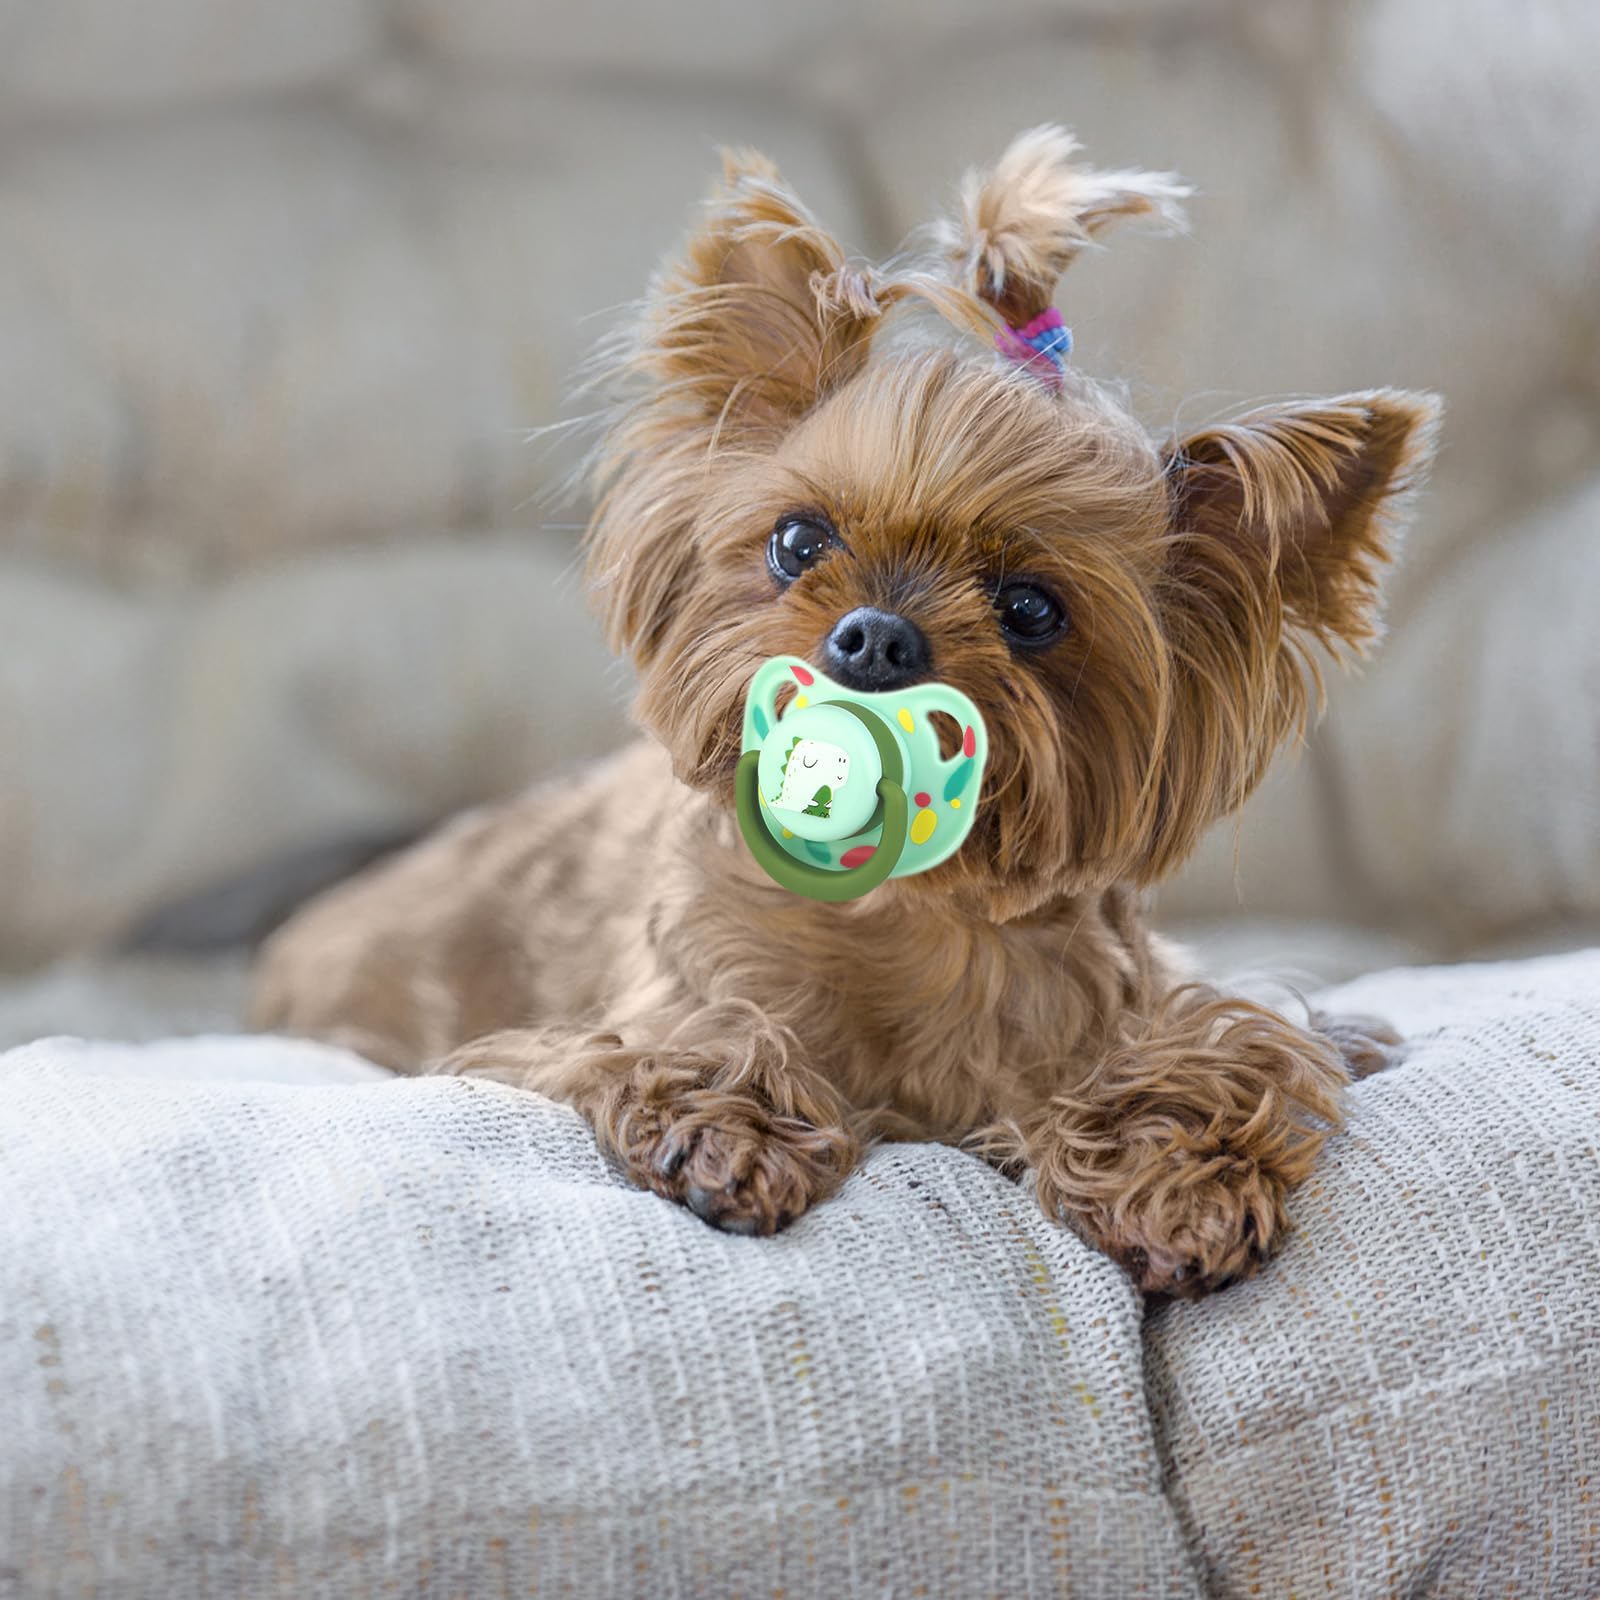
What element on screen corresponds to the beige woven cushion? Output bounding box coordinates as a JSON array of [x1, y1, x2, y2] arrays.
[[2, 950, 1598, 1592], [0, 1035, 1199, 1598], [1146, 947, 1600, 1596]]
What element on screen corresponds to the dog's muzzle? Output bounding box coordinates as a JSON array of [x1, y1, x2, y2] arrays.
[[735, 657, 989, 903]]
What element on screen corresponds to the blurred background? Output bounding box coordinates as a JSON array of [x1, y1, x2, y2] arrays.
[[1, 0, 1596, 1045]]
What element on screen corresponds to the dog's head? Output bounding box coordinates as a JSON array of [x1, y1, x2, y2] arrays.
[[586, 127, 1439, 918]]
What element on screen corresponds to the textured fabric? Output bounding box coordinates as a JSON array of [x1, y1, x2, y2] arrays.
[[1147, 948, 1600, 1597], [4, 953, 1599, 1594], [0, 1037, 1199, 1598]]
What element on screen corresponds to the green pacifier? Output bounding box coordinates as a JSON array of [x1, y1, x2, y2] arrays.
[[735, 657, 989, 903]]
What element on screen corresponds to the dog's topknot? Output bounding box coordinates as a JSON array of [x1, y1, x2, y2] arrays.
[[938, 125, 1191, 325]]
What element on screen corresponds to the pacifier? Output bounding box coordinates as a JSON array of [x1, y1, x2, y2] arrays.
[[735, 657, 989, 902]]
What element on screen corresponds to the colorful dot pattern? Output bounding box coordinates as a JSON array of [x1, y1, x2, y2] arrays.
[[772, 704, 977, 869], [743, 659, 986, 879]]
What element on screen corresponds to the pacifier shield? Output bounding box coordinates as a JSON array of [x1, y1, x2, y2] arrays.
[[739, 656, 989, 897]]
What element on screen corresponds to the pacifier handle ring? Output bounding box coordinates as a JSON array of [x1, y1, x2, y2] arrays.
[[735, 751, 909, 903]]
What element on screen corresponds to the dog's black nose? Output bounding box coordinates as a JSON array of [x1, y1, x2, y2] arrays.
[[822, 607, 931, 692]]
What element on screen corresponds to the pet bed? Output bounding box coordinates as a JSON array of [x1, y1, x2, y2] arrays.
[[2, 950, 1597, 1597]]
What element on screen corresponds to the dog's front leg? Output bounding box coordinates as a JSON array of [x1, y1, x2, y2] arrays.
[[1021, 991, 1349, 1297], [439, 1009, 860, 1235]]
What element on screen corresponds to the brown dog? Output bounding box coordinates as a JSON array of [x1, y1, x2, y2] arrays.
[[252, 128, 1438, 1296]]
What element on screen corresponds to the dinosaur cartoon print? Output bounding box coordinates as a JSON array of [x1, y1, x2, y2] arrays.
[[770, 737, 851, 819]]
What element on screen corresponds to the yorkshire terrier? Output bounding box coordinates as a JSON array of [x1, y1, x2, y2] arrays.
[[252, 128, 1439, 1296]]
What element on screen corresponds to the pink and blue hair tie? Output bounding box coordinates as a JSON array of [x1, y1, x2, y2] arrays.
[[995, 307, 1072, 392]]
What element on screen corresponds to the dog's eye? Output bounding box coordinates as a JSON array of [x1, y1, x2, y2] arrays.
[[768, 516, 836, 584], [994, 580, 1068, 647]]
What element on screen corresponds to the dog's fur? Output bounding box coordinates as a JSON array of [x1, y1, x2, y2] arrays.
[[251, 128, 1439, 1296]]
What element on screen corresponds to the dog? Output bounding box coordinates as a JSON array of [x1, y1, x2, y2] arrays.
[[252, 127, 1439, 1296]]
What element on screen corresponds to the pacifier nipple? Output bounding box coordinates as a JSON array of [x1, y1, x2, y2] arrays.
[[755, 701, 888, 843]]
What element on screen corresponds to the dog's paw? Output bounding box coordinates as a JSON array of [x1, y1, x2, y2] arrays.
[[1313, 1009, 1405, 1080], [609, 1075, 856, 1237], [1111, 1163, 1288, 1298], [1047, 1152, 1292, 1299]]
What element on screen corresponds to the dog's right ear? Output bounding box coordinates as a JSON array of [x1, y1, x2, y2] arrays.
[[634, 149, 885, 436], [588, 151, 889, 664]]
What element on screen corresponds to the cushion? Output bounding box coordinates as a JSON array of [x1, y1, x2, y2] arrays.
[[858, 7, 1600, 940], [1334, 472, 1600, 942], [0, 98, 862, 579], [0, 1036, 1198, 1597], [3, 950, 1598, 1593], [1146, 948, 1600, 1596]]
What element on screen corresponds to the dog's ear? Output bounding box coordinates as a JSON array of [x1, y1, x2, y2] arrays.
[[589, 150, 886, 663], [1164, 390, 1441, 653], [635, 148, 886, 435], [1142, 389, 1441, 877], [938, 125, 1189, 324]]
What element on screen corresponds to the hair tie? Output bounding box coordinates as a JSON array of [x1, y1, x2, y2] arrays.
[[995, 307, 1072, 391]]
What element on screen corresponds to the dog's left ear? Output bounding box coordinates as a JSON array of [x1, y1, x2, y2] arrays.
[[1142, 389, 1441, 877], [1163, 390, 1441, 653]]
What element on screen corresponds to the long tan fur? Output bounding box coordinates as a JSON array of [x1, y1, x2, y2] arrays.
[[937, 123, 1191, 323], [252, 130, 1439, 1296]]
